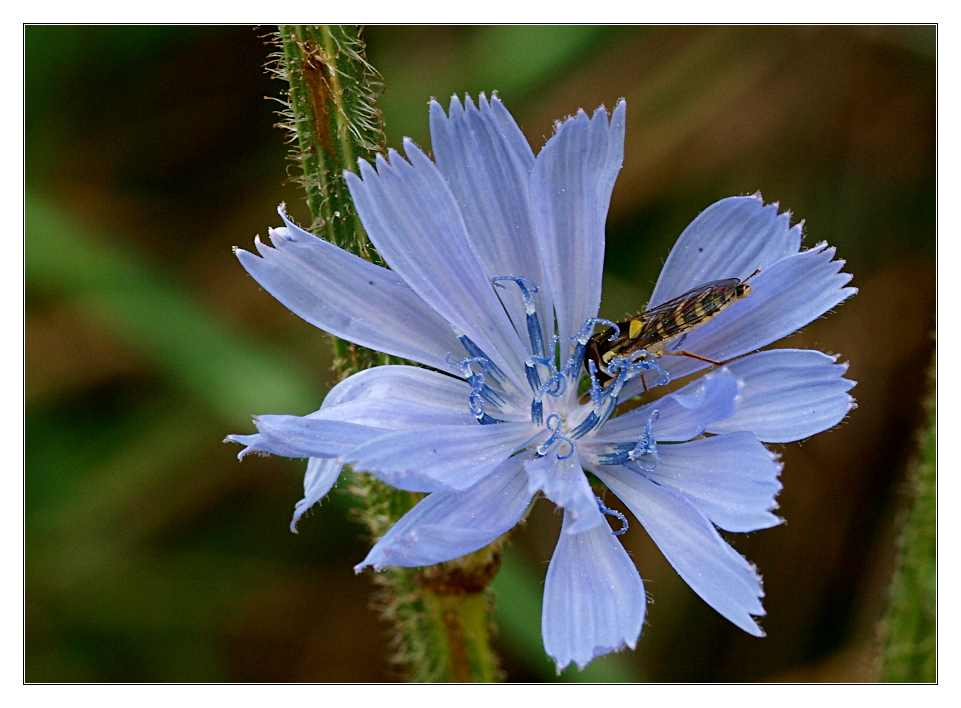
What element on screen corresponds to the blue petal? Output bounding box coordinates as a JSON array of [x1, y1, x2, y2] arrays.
[[646, 432, 782, 532], [309, 397, 477, 430], [649, 195, 802, 306], [314, 398, 479, 429], [525, 452, 606, 535], [346, 146, 530, 391], [342, 422, 539, 492], [596, 465, 766, 636], [595, 368, 740, 444], [235, 210, 465, 371], [430, 94, 553, 350], [323, 365, 468, 408], [290, 457, 343, 533], [224, 432, 268, 460], [542, 509, 645, 671], [706, 349, 856, 442], [530, 101, 626, 348], [245, 416, 384, 459], [354, 455, 532, 570], [320, 364, 526, 422], [622, 244, 856, 394]]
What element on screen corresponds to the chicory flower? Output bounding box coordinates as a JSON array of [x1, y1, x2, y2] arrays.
[[227, 94, 855, 671]]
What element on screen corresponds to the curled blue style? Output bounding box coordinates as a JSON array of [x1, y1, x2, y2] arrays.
[[227, 92, 857, 672], [596, 494, 629, 536], [445, 352, 493, 422], [536, 413, 575, 460]]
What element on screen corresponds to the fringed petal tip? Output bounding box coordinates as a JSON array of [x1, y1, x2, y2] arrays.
[[542, 513, 645, 673], [290, 497, 317, 534], [223, 433, 267, 461], [556, 640, 637, 673], [287, 457, 344, 534], [289, 498, 327, 534], [275, 203, 307, 234], [735, 191, 805, 240], [591, 98, 627, 124], [348, 144, 424, 180], [551, 99, 625, 137], [433, 91, 503, 120], [353, 559, 386, 574]]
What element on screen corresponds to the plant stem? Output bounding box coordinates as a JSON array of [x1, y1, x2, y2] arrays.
[[274, 24, 381, 258], [271, 24, 502, 682]]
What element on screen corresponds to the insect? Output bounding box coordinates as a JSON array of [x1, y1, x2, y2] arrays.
[[585, 271, 759, 388]]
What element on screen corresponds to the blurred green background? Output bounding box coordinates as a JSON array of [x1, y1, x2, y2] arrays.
[[25, 25, 935, 682]]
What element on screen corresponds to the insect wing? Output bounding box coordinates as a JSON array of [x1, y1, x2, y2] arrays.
[[641, 278, 741, 319], [639, 278, 742, 346]]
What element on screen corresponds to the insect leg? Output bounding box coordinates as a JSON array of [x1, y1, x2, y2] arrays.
[[660, 349, 725, 366]]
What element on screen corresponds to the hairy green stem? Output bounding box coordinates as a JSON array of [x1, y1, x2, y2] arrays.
[[879, 350, 936, 682], [271, 24, 502, 682]]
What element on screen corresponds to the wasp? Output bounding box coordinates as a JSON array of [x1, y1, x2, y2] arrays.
[[585, 270, 759, 388]]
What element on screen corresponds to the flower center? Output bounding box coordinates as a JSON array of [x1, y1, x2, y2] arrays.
[[444, 277, 670, 473], [535, 413, 575, 459]]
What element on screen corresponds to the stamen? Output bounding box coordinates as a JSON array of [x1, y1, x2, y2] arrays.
[[569, 411, 599, 439], [531, 398, 544, 427], [597, 443, 634, 466], [596, 495, 629, 536], [527, 336, 567, 423], [569, 360, 605, 438], [477, 382, 506, 408], [458, 335, 508, 385], [526, 335, 561, 396], [525, 360, 543, 393], [492, 276, 546, 359], [573, 354, 667, 439], [536, 413, 575, 460], [598, 410, 660, 469], [530, 371, 566, 426]]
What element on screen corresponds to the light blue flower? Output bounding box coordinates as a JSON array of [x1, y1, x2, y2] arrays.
[[227, 94, 856, 672]]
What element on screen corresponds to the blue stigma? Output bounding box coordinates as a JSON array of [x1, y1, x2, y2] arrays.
[[629, 409, 660, 471], [572, 350, 668, 439], [445, 353, 497, 425], [569, 359, 604, 438], [598, 410, 660, 470], [458, 335, 508, 386], [536, 413, 575, 460], [608, 350, 670, 390], [587, 359, 604, 406], [596, 495, 629, 536], [492, 276, 546, 359], [528, 335, 567, 425], [564, 318, 621, 378]]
